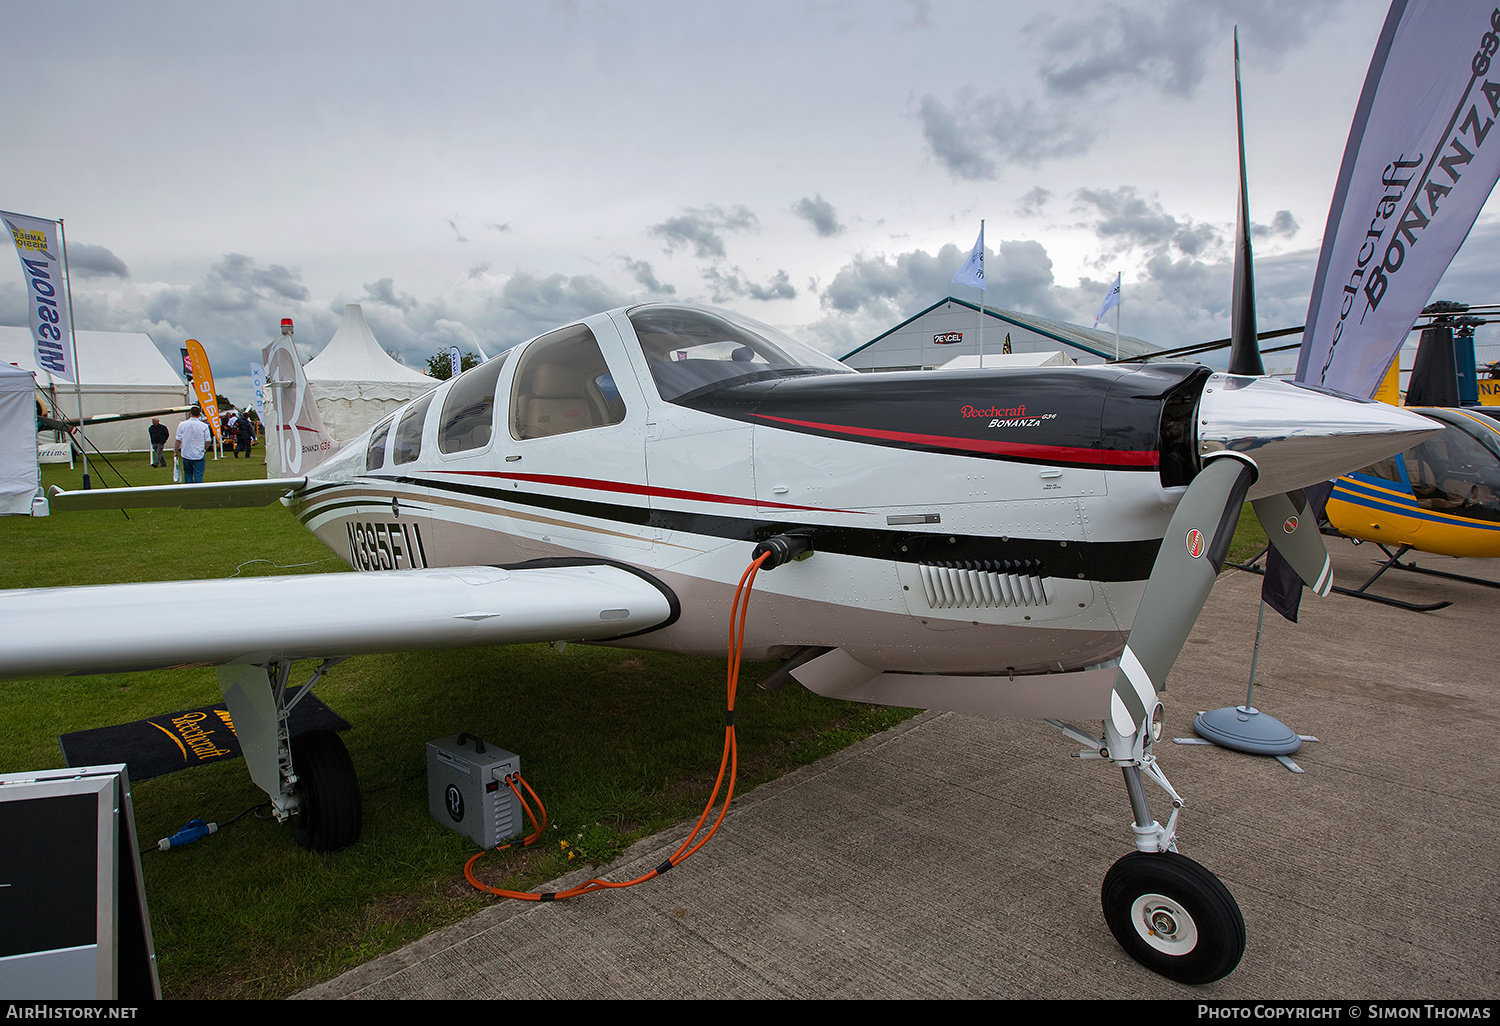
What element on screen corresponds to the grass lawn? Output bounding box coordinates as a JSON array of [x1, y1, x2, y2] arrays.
[[3, 451, 914, 999], [3, 451, 1270, 998]]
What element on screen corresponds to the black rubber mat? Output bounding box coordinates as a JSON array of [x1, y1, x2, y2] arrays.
[[59, 688, 350, 782]]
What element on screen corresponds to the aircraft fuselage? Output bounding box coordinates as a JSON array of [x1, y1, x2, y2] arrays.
[[285, 304, 1436, 721]]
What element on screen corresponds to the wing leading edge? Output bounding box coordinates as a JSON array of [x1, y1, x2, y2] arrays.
[[0, 564, 676, 678]]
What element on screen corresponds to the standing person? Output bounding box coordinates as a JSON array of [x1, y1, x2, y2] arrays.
[[234, 412, 253, 458], [148, 418, 169, 468], [174, 405, 212, 484]]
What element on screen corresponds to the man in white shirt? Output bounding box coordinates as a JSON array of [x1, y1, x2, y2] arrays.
[[174, 406, 213, 483]]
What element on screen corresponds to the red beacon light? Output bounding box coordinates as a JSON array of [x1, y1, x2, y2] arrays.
[[281, 318, 294, 337]]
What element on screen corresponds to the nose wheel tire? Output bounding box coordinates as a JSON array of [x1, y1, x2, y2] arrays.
[[1101, 851, 1245, 984], [288, 730, 363, 853]]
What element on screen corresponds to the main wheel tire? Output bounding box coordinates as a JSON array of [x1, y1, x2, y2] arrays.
[[1101, 851, 1246, 985], [288, 730, 363, 852]]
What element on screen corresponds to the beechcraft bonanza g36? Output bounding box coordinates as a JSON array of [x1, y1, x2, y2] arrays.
[[0, 48, 1444, 983], [5, 300, 1437, 984]]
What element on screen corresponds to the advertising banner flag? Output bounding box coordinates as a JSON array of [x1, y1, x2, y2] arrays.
[[2, 211, 74, 382], [950, 223, 985, 290], [183, 339, 222, 442], [262, 334, 338, 476], [1298, 0, 1500, 397], [250, 361, 266, 420]]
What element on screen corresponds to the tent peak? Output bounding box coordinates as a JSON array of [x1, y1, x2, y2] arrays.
[[303, 304, 430, 384]]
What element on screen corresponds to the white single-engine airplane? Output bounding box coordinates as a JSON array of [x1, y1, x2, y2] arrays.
[[0, 55, 1442, 985], [6, 299, 1436, 984]]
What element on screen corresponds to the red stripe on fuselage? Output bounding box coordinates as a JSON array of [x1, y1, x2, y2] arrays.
[[748, 414, 1159, 467], [436, 471, 860, 514]]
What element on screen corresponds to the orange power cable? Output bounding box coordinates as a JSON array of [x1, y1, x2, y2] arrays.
[[465, 551, 770, 901]]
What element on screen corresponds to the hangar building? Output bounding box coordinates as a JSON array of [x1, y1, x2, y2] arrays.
[[840, 297, 1160, 371]]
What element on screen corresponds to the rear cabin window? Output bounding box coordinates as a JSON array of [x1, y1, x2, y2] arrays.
[[439, 355, 508, 454], [365, 416, 394, 471], [510, 324, 625, 439], [392, 393, 435, 466]]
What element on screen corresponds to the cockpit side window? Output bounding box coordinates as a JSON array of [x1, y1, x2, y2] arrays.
[[510, 324, 625, 439], [1357, 454, 1406, 485], [439, 354, 508, 454], [392, 392, 435, 466], [1405, 426, 1500, 521], [366, 415, 395, 471]]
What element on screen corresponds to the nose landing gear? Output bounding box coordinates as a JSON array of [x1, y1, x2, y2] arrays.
[[1047, 709, 1246, 984]]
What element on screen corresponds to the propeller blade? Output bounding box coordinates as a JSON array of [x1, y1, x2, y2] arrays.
[[1111, 456, 1256, 736], [1252, 490, 1332, 596], [1228, 27, 1265, 378]]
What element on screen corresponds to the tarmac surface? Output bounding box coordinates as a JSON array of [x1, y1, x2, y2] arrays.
[[299, 539, 1500, 1000]]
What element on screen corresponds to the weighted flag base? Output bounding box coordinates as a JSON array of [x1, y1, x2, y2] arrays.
[[1193, 705, 1302, 756]]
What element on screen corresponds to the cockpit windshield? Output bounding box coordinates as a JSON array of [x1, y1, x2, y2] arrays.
[[627, 305, 852, 402]]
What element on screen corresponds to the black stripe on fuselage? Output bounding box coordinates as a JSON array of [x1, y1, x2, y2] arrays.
[[296, 497, 433, 524], [308, 474, 1160, 583]]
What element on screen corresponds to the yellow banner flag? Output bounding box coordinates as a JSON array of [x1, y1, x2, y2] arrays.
[[184, 339, 222, 441]]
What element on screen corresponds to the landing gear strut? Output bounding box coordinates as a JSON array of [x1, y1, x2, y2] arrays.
[[1047, 706, 1246, 984], [216, 659, 363, 852]]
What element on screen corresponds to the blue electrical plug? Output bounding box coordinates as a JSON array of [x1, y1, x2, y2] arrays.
[[157, 818, 218, 850]]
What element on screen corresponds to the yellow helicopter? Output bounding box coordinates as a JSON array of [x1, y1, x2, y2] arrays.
[[1318, 305, 1500, 609]]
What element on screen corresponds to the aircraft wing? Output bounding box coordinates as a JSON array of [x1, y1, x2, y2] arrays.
[[46, 478, 309, 511], [0, 564, 676, 678]]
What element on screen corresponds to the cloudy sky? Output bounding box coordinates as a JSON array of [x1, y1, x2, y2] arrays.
[[3, 0, 1496, 403]]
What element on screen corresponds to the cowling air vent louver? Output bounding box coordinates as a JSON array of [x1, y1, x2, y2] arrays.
[[917, 560, 1049, 609]]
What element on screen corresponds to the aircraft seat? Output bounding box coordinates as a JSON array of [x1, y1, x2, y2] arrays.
[[519, 363, 599, 438]]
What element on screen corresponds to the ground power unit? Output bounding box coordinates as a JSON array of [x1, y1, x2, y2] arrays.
[[425, 734, 523, 849]]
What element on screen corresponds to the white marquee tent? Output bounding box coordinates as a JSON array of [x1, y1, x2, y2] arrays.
[[303, 304, 435, 441], [0, 363, 38, 514], [0, 327, 190, 453]]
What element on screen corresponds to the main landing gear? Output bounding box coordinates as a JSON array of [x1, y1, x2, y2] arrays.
[[288, 728, 363, 852], [216, 659, 364, 853], [1047, 707, 1246, 985]]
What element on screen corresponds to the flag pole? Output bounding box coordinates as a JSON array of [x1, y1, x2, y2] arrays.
[[1114, 269, 1121, 362], [57, 218, 90, 489]]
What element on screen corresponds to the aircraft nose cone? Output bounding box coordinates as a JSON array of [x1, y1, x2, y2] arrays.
[[1196, 374, 1441, 499]]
